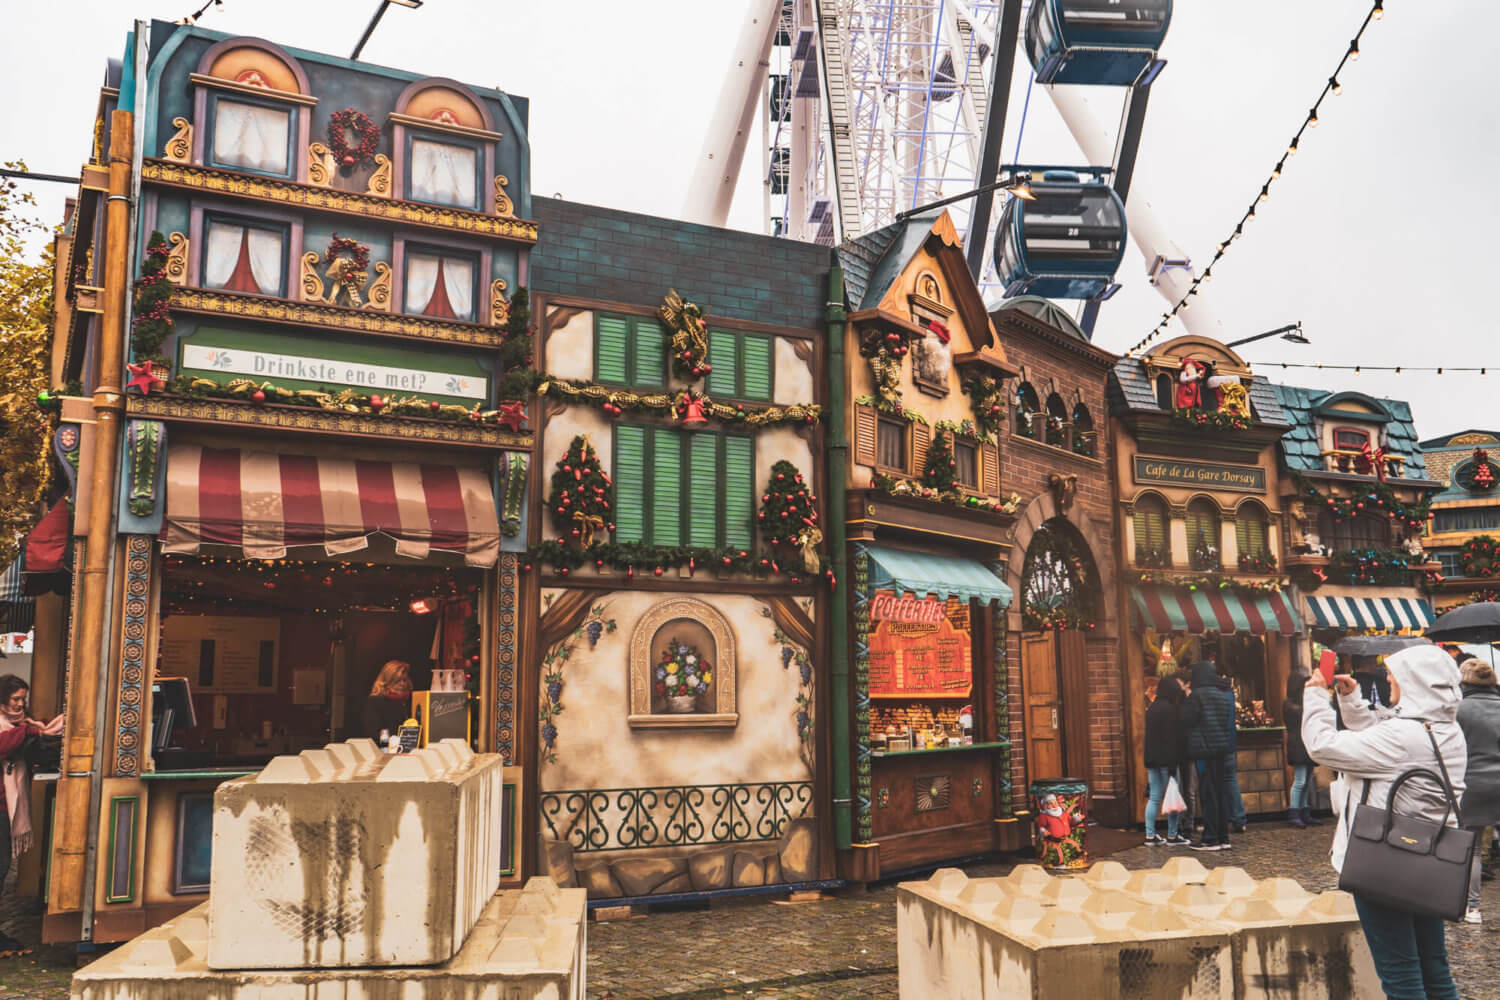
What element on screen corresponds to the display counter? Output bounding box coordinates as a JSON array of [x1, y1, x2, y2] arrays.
[[1236, 726, 1288, 815], [869, 742, 1004, 873]]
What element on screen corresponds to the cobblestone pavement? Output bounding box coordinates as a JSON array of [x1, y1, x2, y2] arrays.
[[5, 821, 1500, 998]]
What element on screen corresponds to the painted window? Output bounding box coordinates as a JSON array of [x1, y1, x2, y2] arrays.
[[1317, 512, 1389, 553], [595, 313, 668, 387], [1432, 507, 1500, 533], [1014, 382, 1040, 439], [404, 248, 478, 322], [876, 417, 907, 471], [614, 426, 754, 549], [1235, 503, 1270, 558], [210, 97, 291, 176], [1436, 550, 1462, 578], [706, 330, 774, 401], [1334, 428, 1371, 451], [1154, 373, 1174, 411], [954, 440, 978, 488], [1133, 495, 1169, 565], [202, 218, 286, 296], [408, 137, 479, 209], [1186, 500, 1221, 569]]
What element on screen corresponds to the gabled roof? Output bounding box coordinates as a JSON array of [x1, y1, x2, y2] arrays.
[[836, 212, 940, 311], [1107, 357, 1290, 428], [994, 296, 1088, 342], [1271, 384, 1430, 480]]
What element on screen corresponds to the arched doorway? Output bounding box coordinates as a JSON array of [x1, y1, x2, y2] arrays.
[[1018, 518, 1100, 782]]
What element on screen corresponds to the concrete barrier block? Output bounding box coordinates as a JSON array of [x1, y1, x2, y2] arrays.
[[1079, 889, 1142, 931], [1157, 857, 1210, 883], [1002, 864, 1052, 896], [1039, 876, 1090, 907], [1202, 867, 1257, 898], [1080, 860, 1131, 890], [927, 867, 969, 899], [74, 884, 588, 1000], [208, 742, 506, 970]]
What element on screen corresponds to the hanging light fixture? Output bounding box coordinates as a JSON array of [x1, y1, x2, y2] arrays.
[[1330, 77, 1343, 96]]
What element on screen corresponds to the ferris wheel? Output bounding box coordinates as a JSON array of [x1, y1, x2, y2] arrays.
[[683, 0, 1221, 340]]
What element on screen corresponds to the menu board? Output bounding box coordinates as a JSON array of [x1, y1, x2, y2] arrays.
[[867, 591, 973, 698], [159, 616, 280, 693]]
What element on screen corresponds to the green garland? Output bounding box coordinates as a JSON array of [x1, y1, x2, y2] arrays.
[[961, 375, 1007, 440], [1173, 407, 1251, 432], [853, 394, 927, 423], [934, 418, 991, 445], [1327, 548, 1418, 586], [165, 375, 527, 427], [541, 377, 820, 428], [1127, 568, 1288, 594], [1295, 475, 1433, 529], [496, 286, 535, 400], [526, 540, 822, 581], [131, 232, 174, 364], [1237, 552, 1279, 574], [1023, 603, 1097, 632], [870, 473, 1021, 514]]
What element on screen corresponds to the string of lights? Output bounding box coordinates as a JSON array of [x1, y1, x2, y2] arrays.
[[1266, 362, 1495, 375], [176, 0, 224, 26], [1129, 1, 1388, 356]]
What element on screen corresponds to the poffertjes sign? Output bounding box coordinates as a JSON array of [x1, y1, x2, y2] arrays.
[[868, 590, 972, 698]]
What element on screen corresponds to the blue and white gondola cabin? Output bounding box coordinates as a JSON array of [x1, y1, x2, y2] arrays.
[[1026, 0, 1171, 87], [993, 171, 1127, 300]]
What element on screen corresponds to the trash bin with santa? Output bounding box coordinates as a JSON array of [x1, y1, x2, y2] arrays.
[[1029, 778, 1088, 870]]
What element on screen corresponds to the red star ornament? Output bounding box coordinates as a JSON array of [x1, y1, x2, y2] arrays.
[[496, 400, 528, 431], [126, 362, 163, 395]]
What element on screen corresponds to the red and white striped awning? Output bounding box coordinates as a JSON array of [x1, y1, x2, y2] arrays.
[[164, 445, 499, 567], [1130, 584, 1302, 637]]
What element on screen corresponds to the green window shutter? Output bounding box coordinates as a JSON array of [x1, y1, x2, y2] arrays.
[[1134, 504, 1166, 552], [707, 330, 738, 398], [688, 434, 720, 547], [596, 315, 630, 384], [723, 436, 755, 550], [1236, 512, 1266, 557], [633, 318, 669, 386], [650, 428, 683, 546], [613, 425, 647, 542], [741, 335, 773, 401], [1186, 505, 1218, 552]]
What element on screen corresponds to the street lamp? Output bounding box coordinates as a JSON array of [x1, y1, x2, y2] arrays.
[[351, 0, 423, 61], [1225, 322, 1309, 349]]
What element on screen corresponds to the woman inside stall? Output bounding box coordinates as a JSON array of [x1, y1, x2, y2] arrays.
[[362, 659, 413, 746], [0, 675, 64, 957]]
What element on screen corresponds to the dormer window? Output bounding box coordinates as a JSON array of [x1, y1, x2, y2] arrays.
[[203, 217, 286, 297], [1334, 428, 1370, 451], [405, 248, 477, 322], [191, 40, 313, 180], [408, 136, 480, 209]]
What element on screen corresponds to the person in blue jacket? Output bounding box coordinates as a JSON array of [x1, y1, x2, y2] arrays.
[[1179, 659, 1237, 851]]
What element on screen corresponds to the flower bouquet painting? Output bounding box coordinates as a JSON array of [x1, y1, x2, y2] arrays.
[[656, 639, 712, 713]]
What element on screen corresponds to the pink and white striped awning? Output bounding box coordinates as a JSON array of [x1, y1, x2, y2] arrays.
[[164, 445, 499, 567]]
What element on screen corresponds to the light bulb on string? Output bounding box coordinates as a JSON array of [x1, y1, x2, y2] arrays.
[[1273, 160, 1284, 178], [1259, 185, 1270, 202], [1372, 1, 1383, 20], [1309, 109, 1320, 127], [1330, 77, 1343, 96], [1349, 40, 1360, 60], [1288, 137, 1299, 155]]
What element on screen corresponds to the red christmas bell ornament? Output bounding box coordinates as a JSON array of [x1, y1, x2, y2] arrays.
[[679, 396, 709, 428]]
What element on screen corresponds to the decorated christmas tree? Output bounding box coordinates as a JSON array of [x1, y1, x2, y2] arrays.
[[548, 436, 612, 548], [130, 231, 174, 363], [758, 461, 819, 565], [923, 430, 957, 495]]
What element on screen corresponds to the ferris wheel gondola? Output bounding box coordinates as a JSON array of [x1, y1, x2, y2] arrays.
[[993, 170, 1126, 300], [1025, 0, 1171, 87]]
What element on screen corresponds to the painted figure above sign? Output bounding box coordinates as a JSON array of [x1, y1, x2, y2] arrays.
[[1132, 455, 1266, 494]]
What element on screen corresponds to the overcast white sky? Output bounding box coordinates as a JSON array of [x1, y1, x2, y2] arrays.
[[4, 1, 1494, 443]]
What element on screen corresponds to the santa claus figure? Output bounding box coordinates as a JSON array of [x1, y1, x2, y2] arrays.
[[1176, 358, 1207, 411], [1034, 792, 1085, 867]]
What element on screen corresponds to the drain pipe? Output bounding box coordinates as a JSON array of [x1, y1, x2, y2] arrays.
[[824, 264, 852, 850]]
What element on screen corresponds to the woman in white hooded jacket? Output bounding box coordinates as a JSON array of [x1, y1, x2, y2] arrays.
[[1303, 644, 1466, 1000]]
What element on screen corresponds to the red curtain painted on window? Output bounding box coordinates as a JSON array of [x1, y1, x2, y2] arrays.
[[23, 501, 69, 573]]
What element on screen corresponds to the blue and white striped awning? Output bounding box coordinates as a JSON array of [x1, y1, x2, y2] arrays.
[[0, 551, 34, 634], [1304, 594, 1434, 633]]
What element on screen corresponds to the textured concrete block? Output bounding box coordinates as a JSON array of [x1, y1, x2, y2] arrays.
[[208, 740, 505, 970], [74, 881, 587, 1000]]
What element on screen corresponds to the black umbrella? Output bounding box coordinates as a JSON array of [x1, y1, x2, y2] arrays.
[[1332, 635, 1432, 657], [1425, 602, 1500, 644]]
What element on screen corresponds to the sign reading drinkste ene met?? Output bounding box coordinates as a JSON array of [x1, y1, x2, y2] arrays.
[[1133, 455, 1266, 494], [180, 344, 489, 401]]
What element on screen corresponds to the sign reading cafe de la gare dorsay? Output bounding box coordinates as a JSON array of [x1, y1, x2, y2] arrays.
[[1132, 455, 1266, 494], [867, 591, 973, 698]]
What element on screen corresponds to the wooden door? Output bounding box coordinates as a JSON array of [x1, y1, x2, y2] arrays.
[[1057, 629, 1091, 781], [1021, 633, 1064, 780]]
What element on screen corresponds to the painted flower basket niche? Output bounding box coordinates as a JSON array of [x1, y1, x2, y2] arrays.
[[657, 638, 712, 713]]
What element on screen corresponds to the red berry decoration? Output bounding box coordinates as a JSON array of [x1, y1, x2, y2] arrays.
[[654, 567, 663, 576], [251, 389, 266, 403], [431, 400, 441, 411], [368, 394, 385, 411], [327, 108, 381, 173]]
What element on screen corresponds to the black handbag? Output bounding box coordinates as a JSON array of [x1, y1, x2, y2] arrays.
[[22, 731, 62, 773], [1338, 723, 1475, 922]]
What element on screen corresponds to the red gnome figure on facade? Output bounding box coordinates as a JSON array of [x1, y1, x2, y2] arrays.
[[1176, 357, 1207, 411]]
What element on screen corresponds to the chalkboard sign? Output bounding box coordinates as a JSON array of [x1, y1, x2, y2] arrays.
[[867, 591, 973, 698], [396, 721, 422, 754]]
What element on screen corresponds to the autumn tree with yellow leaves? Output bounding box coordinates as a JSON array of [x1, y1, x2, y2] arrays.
[[0, 162, 56, 569]]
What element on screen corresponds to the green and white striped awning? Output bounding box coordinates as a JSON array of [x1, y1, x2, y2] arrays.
[[863, 544, 1014, 607], [1305, 594, 1434, 633]]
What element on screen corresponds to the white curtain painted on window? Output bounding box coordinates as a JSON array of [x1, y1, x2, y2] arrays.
[[203, 221, 283, 295], [213, 101, 290, 174], [409, 139, 477, 208], [405, 252, 476, 321]]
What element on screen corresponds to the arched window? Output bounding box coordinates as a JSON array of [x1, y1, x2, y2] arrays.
[[1133, 495, 1170, 567], [1045, 393, 1068, 447], [1021, 518, 1100, 630], [1154, 373, 1174, 411], [1317, 512, 1389, 554], [1014, 383, 1041, 439], [1235, 502, 1271, 568], [1186, 499, 1221, 570], [1071, 402, 1095, 457]]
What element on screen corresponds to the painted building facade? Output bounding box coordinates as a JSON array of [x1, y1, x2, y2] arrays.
[[1416, 429, 1500, 612], [40, 23, 534, 942], [525, 199, 831, 898], [1109, 337, 1298, 820]]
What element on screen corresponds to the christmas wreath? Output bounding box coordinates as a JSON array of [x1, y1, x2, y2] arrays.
[[324, 234, 370, 288], [1461, 536, 1500, 578], [327, 108, 380, 172]]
